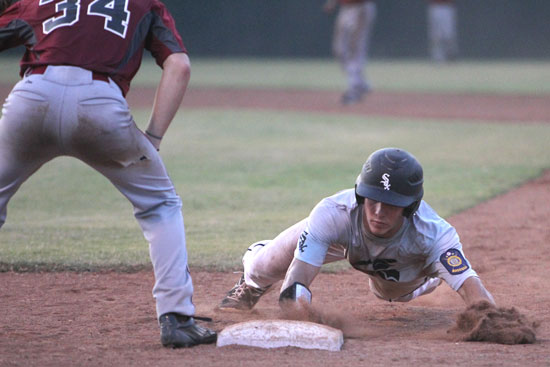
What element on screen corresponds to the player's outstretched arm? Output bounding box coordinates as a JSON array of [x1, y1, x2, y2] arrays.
[[279, 258, 320, 304], [457, 276, 496, 306], [145, 52, 191, 150]]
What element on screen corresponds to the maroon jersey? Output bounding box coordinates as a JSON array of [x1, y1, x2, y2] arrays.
[[0, 0, 186, 95]]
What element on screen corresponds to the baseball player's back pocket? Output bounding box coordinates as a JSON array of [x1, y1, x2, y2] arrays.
[[6, 88, 49, 117], [10, 88, 49, 103], [2, 89, 51, 145]]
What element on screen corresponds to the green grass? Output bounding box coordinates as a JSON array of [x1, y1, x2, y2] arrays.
[[1, 107, 549, 271], [1, 57, 549, 271], [3, 57, 549, 95], [136, 57, 550, 95]]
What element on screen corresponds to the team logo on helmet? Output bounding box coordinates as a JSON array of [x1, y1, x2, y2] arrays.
[[380, 173, 391, 191]]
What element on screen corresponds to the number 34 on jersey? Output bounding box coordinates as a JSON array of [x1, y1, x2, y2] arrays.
[[39, 0, 130, 38]]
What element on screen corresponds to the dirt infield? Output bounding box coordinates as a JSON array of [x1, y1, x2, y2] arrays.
[[2, 84, 550, 123], [1, 85, 550, 366], [153, 86, 550, 123]]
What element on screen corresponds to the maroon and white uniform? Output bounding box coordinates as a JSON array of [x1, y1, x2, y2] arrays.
[[0, 0, 195, 318], [0, 0, 185, 94]]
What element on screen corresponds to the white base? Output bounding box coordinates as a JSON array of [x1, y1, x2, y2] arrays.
[[216, 320, 344, 351]]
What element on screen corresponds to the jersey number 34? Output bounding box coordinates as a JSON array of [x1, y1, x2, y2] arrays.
[[39, 0, 130, 38]]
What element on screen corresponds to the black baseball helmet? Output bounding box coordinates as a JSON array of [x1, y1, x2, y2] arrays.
[[355, 148, 424, 217]]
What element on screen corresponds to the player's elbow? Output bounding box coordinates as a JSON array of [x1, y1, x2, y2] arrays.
[[164, 52, 191, 84]]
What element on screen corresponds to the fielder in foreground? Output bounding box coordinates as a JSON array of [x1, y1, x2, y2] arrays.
[[0, 0, 215, 348]]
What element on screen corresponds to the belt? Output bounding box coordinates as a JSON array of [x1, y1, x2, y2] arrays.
[[27, 65, 110, 83]]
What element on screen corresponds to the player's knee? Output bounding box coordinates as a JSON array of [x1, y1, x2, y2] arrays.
[[246, 260, 265, 285], [246, 258, 282, 288], [134, 195, 182, 221]]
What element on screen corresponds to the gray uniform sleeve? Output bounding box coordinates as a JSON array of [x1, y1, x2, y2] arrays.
[[293, 198, 346, 267], [422, 218, 478, 291]]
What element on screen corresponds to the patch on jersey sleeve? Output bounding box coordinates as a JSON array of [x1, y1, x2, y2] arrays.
[[440, 248, 470, 275]]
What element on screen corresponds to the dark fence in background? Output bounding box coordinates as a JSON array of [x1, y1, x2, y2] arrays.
[[166, 0, 550, 59], [2, 0, 548, 59]]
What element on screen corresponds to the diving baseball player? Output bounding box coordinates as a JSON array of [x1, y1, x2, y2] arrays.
[[219, 148, 495, 311], [323, 0, 377, 105], [0, 0, 216, 348]]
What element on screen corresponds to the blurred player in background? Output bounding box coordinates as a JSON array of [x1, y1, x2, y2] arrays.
[[427, 0, 459, 62], [0, 0, 216, 348], [324, 0, 377, 105]]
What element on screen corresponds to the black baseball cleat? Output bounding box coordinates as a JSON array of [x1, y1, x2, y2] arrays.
[[159, 313, 217, 348]]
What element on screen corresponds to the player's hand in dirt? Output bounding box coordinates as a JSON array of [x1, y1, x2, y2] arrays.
[[449, 300, 539, 344]]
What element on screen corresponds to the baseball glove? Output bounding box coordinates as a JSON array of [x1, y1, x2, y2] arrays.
[[449, 300, 539, 344]]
